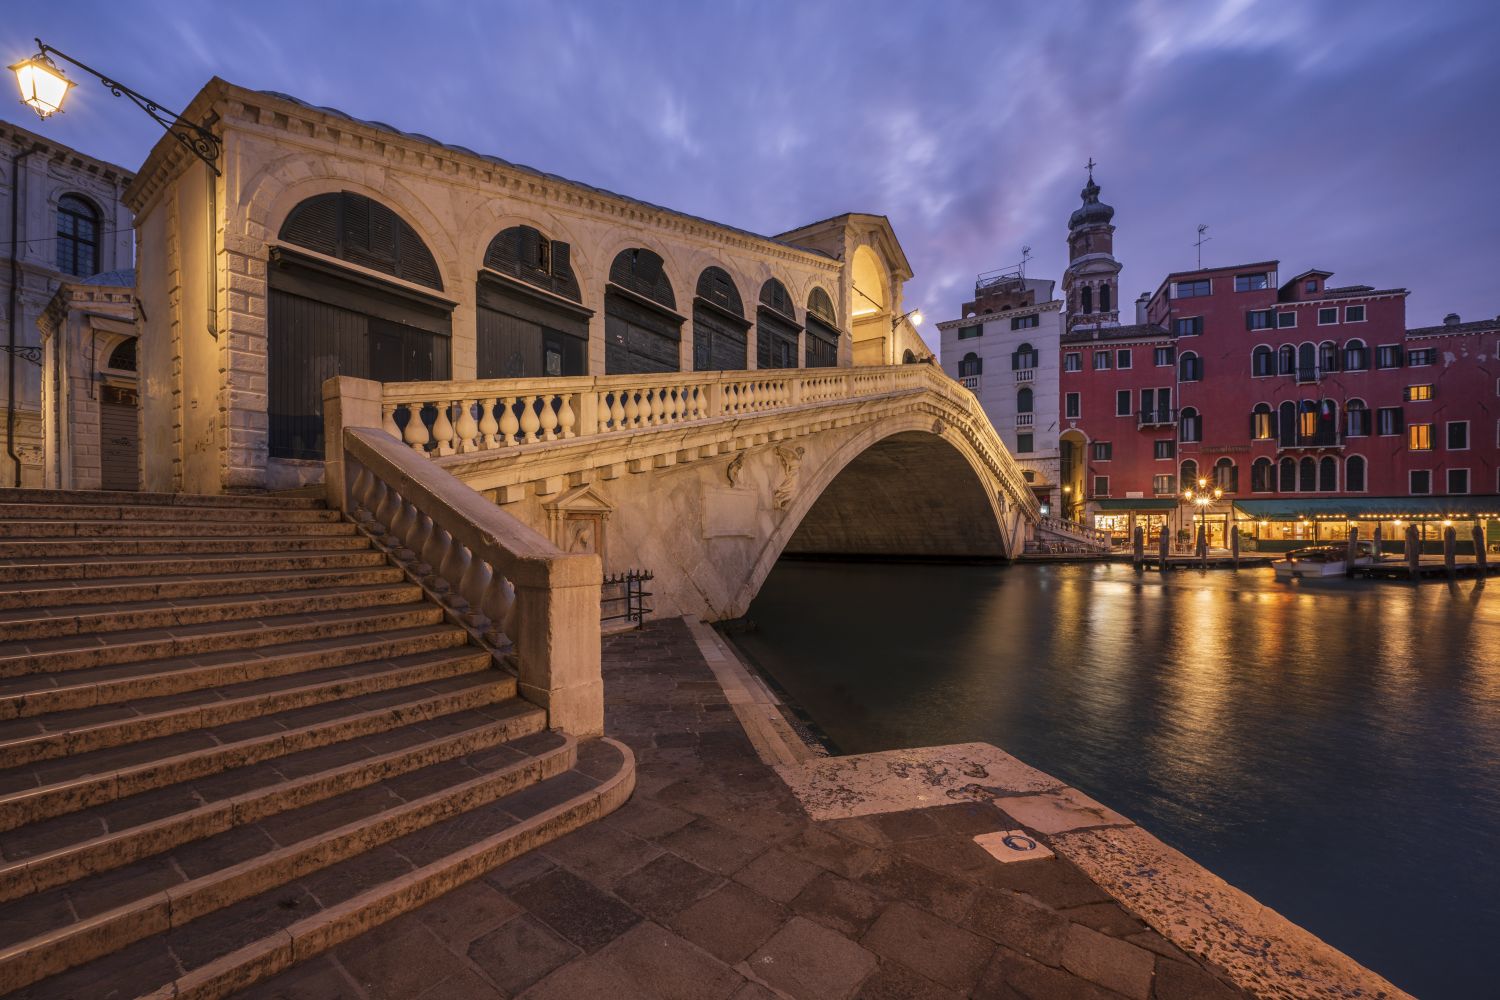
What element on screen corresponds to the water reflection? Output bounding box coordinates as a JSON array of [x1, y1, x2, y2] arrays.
[[733, 561, 1499, 1000]]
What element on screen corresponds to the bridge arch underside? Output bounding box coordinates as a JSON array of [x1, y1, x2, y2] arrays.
[[781, 432, 1007, 560]]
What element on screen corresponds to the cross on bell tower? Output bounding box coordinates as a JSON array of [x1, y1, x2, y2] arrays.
[[1062, 160, 1121, 333]]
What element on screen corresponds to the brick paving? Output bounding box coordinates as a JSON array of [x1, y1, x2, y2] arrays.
[[236, 618, 1249, 999]]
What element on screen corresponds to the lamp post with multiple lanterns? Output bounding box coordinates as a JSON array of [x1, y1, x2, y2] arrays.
[[1183, 477, 1222, 552]]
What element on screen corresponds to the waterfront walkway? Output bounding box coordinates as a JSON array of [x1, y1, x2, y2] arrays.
[[236, 618, 1245, 1000]]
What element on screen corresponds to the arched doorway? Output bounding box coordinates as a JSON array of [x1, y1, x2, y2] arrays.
[[692, 267, 748, 371], [269, 191, 451, 460], [849, 244, 890, 366], [804, 288, 840, 368], [605, 248, 681, 374], [99, 337, 139, 491], [1058, 429, 1087, 521], [477, 224, 590, 378], [757, 279, 800, 369]]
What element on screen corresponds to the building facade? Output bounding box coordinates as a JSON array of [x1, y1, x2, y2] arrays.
[[938, 272, 1062, 508], [1, 121, 133, 487]]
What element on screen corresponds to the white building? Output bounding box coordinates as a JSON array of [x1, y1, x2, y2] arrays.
[[939, 271, 1063, 511], [1, 120, 133, 487]]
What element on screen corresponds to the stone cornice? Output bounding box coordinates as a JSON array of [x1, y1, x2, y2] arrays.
[[937, 300, 1062, 330], [2, 121, 134, 184]]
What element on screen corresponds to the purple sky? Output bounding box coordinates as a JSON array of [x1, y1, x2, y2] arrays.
[[6, 1, 1497, 350]]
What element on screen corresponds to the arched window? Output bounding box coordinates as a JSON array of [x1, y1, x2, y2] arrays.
[[1280, 457, 1297, 492], [1180, 459, 1199, 490], [1318, 340, 1339, 374], [959, 352, 983, 378], [106, 338, 137, 371], [692, 266, 747, 371], [1297, 343, 1316, 381], [1318, 456, 1337, 492], [1299, 456, 1317, 492], [1344, 338, 1368, 371], [482, 225, 581, 301], [1297, 399, 1318, 441], [1250, 402, 1275, 440], [279, 191, 442, 289], [1278, 401, 1297, 447], [1081, 286, 1093, 314], [1100, 285, 1111, 313], [1214, 457, 1238, 494], [1346, 398, 1369, 437], [606, 248, 681, 373], [1180, 351, 1202, 382], [1278, 345, 1296, 375], [1180, 406, 1202, 443], [1251, 457, 1273, 493], [757, 278, 800, 370], [56, 194, 100, 277], [1016, 385, 1033, 412], [1317, 399, 1339, 442], [1252, 345, 1274, 377], [805, 287, 839, 368], [902, 349, 917, 364], [478, 225, 589, 379], [1011, 341, 1038, 369], [1346, 455, 1367, 492]]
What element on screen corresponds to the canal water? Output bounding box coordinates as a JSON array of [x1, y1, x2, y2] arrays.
[[731, 559, 1499, 1000]]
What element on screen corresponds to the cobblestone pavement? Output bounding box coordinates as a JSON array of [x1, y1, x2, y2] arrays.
[[236, 618, 1249, 1000]]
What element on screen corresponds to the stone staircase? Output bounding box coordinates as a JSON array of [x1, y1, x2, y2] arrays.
[[0, 488, 632, 1000]]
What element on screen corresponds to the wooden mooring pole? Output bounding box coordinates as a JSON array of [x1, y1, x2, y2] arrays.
[[1132, 526, 1145, 574], [1346, 526, 1358, 579], [1406, 524, 1420, 580], [1475, 525, 1489, 576], [1158, 524, 1169, 572], [1444, 527, 1457, 580]]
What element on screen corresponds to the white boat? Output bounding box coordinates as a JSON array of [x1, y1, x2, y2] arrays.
[[1272, 541, 1380, 580]]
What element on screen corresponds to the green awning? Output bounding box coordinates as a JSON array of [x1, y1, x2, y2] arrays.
[[1092, 498, 1178, 511], [1233, 497, 1500, 520]]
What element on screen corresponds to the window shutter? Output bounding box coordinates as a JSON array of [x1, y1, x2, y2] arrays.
[[1011, 351, 1020, 371]]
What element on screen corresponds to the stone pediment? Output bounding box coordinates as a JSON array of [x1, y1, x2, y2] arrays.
[[542, 484, 616, 516]]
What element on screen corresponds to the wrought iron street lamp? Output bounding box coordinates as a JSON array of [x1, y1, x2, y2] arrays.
[[893, 308, 923, 330], [1182, 476, 1222, 551], [10, 38, 221, 173]]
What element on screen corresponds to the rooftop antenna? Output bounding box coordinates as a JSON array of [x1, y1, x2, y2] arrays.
[[1194, 224, 1211, 269], [1020, 245, 1032, 279]]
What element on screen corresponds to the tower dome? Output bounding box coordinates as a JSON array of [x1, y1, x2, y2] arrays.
[[1068, 169, 1115, 230]]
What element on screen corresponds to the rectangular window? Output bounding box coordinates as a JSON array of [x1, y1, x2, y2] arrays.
[[1234, 273, 1269, 292], [1016, 433, 1034, 453], [1116, 349, 1133, 369], [1318, 307, 1338, 325], [1245, 309, 1274, 330], [1154, 346, 1174, 366], [1410, 470, 1431, 495], [1347, 407, 1370, 436], [1092, 476, 1109, 498], [1064, 352, 1082, 372], [1010, 314, 1039, 330], [1174, 317, 1203, 337], [957, 325, 982, 340], [1094, 351, 1112, 371], [1448, 468, 1469, 495], [1092, 442, 1113, 461], [1376, 345, 1402, 369], [1065, 393, 1080, 419], [1116, 389, 1131, 416], [1153, 439, 1177, 460], [1408, 424, 1433, 451], [1305, 279, 1318, 293], [1175, 279, 1211, 298], [1276, 311, 1297, 328], [1153, 474, 1176, 496], [1376, 406, 1403, 436], [1405, 384, 1433, 402], [1407, 348, 1435, 366], [1447, 421, 1469, 450], [1345, 305, 1366, 323]]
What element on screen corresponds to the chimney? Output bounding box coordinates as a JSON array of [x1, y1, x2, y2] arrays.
[[1135, 292, 1149, 324], [1443, 312, 1461, 326]]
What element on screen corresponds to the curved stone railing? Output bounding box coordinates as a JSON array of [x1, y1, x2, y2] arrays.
[[376, 365, 1043, 524], [1036, 514, 1112, 549]]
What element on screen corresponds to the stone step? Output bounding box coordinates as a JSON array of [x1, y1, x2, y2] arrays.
[[0, 535, 376, 559], [0, 730, 580, 995], [0, 672, 515, 832], [0, 647, 494, 770], [0, 519, 358, 539], [0, 564, 407, 611], [4, 738, 633, 1000], [0, 702, 543, 903], [0, 604, 446, 679], [0, 488, 325, 510], [0, 549, 390, 585], [0, 581, 425, 643], [0, 502, 341, 524], [0, 624, 471, 719]]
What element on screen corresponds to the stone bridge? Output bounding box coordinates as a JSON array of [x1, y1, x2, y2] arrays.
[[325, 365, 1089, 622]]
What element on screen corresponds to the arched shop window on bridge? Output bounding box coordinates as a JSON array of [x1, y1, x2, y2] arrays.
[[805, 288, 840, 368], [606, 248, 682, 373], [757, 278, 801, 370], [269, 190, 451, 460], [478, 225, 590, 379], [692, 267, 748, 371]]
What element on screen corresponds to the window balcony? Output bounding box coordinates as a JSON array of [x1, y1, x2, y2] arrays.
[[1137, 408, 1178, 428], [1014, 369, 1035, 383], [1016, 413, 1034, 427], [1295, 366, 1320, 384], [1277, 430, 1344, 451], [959, 374, 980, 390]]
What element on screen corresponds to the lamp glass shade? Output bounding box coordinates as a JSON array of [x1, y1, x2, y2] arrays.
[[909, 309, 924, 326], [10, 55, 72, 118]]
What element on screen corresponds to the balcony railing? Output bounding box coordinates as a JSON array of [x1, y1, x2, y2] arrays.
[[1137, 408, 1178, 428], [1295, 365, 1320, 384], [1277, 430, 1344, 450], [959, 374, 981, 390], [1016, 413, 1034, 427], [1014, 369, 1035, 383]]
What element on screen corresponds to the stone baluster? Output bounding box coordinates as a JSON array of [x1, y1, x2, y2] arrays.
[[481, 572, 517, 646], [402, 404, 430, 453], [607, 391, 625, 431], [539, 394, 560, 442], [623, 389, 640, 429], [499, 397, 520, 447], [431, 404, 457, 457], [421, 525, 452, 592], [479, 398, 500, 449], [382, 404, 402, 442], [454, 399, 480, 454], [388, 497, 420, 562], [558, 393, 578, 438], [519, 395, 542, 444], [409, 513, 437, 576]]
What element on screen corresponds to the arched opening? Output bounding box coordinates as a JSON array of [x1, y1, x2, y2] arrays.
[[269, 190, 451, 459], [1344, 338, 1368, 371], [1318, 456, 1338, 492], [1251, 402, 1274, 440], [1016, 386, 1033, 413], [1346, 455, 1367, 492], [1297, 342, 1316, 380], [1279, 457, 1296, 492], [1179, 350, 1202, 382], [959, 352, 983, 378], [901, 349, 917, 364], [780, 432, 1006, 558], [849, 244, 891, 366], [757, 279, 801, 369], [106, 337, 138, 372], [1059, 429, 1087, 520], [1252, 345, 1274, 377], [804, 288, 840, 368], [1180, 459, 1199, 491], [606, 248, 681, 373], [56, 194, 101, 277], [1318, 340, 1339, 374], [1299, 456, 1317, 492], [1278, 401, 1297, 447], [1277, 344, 1295, 376], [1251, 457, 1273, 493], [1180, 406, 1202, 443], [1012, 342, 1038, 370], [693, 266, 748, 371], [1346, 398, 1369, 437], [99, 335, 140, 492], [1214, 457, 1238, 493], [477, 224, 589, 378]]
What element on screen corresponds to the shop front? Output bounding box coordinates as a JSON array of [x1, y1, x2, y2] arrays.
[[1233, 497, 1500, 554], [1091, 498, 1177, 549]]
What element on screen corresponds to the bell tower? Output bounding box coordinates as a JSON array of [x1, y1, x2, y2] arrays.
[[1062, 160, 1121, 332]]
